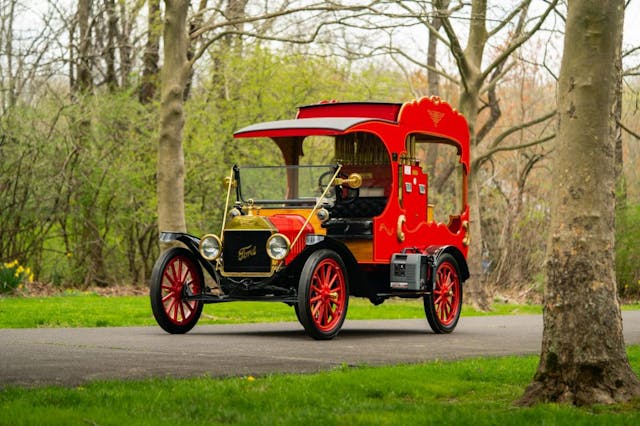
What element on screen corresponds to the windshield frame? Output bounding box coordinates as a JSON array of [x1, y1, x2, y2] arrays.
[[234, 164, 339, 206]]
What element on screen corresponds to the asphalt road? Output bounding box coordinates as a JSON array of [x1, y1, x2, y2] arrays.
[[2, 312, 640, 387]]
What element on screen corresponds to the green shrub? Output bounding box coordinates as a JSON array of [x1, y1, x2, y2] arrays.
[[0, 260, 33, 294], [616, 203, 640, 298]]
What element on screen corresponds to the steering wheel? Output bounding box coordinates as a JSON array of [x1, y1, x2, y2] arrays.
[[317, 170, 359, 204], [317, 170, 336, 196]]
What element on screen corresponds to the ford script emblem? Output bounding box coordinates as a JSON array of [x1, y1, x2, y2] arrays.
[[238, 245, 257, 261]]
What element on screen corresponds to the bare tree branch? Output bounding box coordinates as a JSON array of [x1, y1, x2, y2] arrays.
[[480, 0, 559, 83], [476, 133, 555, 166], [189, 2, 380, 66], [488, 109, 557, 150], [486, 0, 531, 39], [618, 119, 640, 140], [434, 0, 472, 94]]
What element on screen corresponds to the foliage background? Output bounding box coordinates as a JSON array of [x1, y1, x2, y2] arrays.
[[0, 1, 638, 298]]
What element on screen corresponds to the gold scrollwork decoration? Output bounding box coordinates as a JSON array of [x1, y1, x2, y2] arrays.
[[462, 220, 470, 247], [396, 214, 406, 242]]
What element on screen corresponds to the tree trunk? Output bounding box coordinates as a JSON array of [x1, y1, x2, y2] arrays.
[[424, 0, 448, 175], [75, 0, 108, 286], [2, 0, 17, 110], [116, 2, 132, 88], [139, 0, 161, 104], [461, 0, 491, 310], [519, 0, 640, 406], [157, 0, 190, 235], [104, 0, 118, 90], [612, 28, 626, 209], [433, 0, 558, 310], [435, 0, 491, 309], [76, 0, 92, 94], [465, 165, 490, 309]]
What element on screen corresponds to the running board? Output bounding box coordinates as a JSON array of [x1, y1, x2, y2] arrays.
[[185, 293, 298, 304], [374, 291, 430, 299]]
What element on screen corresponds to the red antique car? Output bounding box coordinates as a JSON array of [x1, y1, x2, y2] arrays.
[[150, 96, 470, 339]]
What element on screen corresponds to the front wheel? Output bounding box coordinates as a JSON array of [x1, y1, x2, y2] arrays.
[[297, 249, 349, 340], [150, 247, 204, 334], [424, 253, 463, 334]]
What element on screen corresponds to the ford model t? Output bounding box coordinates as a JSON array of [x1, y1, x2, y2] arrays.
[[150, 96, 470, 339]]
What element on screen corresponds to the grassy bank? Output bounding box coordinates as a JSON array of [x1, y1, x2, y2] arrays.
[[0, 293, 545, 328], [1, 347, 639, 425]]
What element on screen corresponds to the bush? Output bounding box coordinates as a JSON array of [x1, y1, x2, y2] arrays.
[[616, 203, 640, 298], [0, 260, 33, 294]]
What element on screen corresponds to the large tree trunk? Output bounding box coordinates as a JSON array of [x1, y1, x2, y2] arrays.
[[519, 0, 640, 406], [157, 0, 191, 235]]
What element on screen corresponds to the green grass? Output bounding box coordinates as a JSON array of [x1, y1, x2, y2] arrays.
[[1, 347, 639, 425], [0, 293, 544, 328], [0, 293, 636, 329]]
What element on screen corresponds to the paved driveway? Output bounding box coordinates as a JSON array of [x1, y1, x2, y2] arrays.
[[2, 312, 640, 387]]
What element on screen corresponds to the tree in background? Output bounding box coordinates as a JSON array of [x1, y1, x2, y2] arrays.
[[519, 0, 640, 405], [156, 0, 378, 237], [344, 1, 561, 307], [432, 0, 558, 308], [0, 0, 639, 292]]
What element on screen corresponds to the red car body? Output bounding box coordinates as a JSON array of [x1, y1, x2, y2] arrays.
[[151, 96, 470, 339]]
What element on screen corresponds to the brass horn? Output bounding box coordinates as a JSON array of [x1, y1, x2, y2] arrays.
[[334, 173, 363, 189]]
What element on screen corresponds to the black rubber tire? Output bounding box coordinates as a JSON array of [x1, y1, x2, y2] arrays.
[[293, 303, 303, 324], [424, 253, 463, 334], [150, 247, 204, 334], [297, 249, 349, 340]]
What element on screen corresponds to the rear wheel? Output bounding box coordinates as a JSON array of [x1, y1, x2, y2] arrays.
[[297, 249, 349, 340], [424, 254, 462, 334], [150, 247, 204, 334]]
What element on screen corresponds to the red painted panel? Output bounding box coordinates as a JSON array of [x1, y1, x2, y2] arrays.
[[397, 97, 470, 171], [400, 164, 428, 229], [268, 214, 314, 263], [297, 101, 402, 121]]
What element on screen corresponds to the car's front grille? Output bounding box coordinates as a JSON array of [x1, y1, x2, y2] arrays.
[[223, 230, 272, 273]]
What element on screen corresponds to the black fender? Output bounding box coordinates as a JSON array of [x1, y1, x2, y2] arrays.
[[159, 231, 219, 281], [285, 236, 364, 296], [424, 245, 470, 286]]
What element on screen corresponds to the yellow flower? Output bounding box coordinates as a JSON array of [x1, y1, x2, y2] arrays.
[[4, 260, 18, 269]]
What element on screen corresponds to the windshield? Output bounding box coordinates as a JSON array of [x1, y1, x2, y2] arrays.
[[236, 165, 337, 204]]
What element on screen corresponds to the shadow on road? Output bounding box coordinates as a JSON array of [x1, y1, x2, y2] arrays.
[[189, 326, 434, 340]]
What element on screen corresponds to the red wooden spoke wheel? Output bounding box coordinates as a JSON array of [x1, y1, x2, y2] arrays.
[[424, 253, 463, 333], [297, 249, 349, 340], [150, 247, 203, 334]]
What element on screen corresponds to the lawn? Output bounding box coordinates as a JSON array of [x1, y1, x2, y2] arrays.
[[1, 348, 639, 425], [1, 294, 639, 424], [0, 293, 545, 328]]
